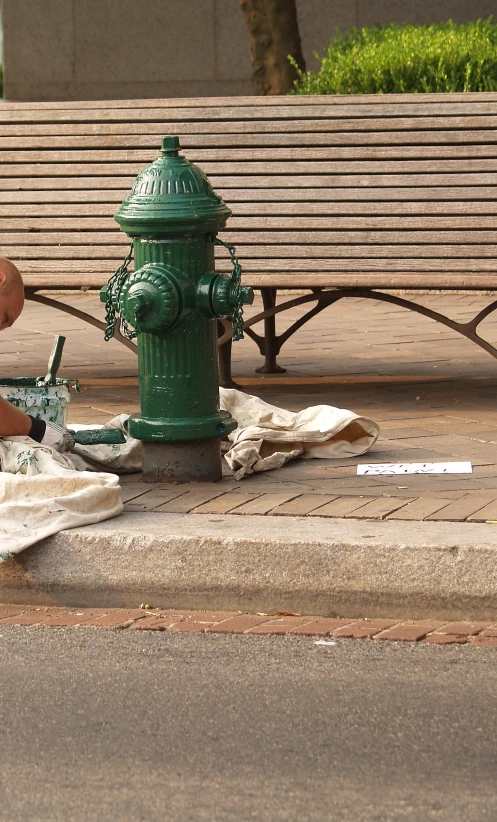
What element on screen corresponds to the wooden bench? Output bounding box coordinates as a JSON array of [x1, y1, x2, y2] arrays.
[[2, 92, 497, 385]]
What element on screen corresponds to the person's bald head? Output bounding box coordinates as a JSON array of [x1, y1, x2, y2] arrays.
[[0, 257, 24, 330]]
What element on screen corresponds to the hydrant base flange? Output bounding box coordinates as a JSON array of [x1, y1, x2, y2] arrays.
[[141, 439, 222, 483], [127, 410, 237, 442]]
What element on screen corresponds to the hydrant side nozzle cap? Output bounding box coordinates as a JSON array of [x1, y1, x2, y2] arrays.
[[241, 286, 254, 306], [161, 136, 180, 155]]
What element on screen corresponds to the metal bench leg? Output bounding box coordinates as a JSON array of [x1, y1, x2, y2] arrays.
[[256, 288, 286, 374]]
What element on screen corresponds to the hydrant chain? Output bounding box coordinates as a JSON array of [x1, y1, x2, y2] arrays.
[[213, 237, 246, 341], [103, 242, 137, 342]]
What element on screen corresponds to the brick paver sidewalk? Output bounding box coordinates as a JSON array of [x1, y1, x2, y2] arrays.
[[1, 604, 496, 647], [3, 291, 497, 522]]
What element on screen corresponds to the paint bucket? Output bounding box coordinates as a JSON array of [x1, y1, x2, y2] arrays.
[[0, 335, 77, 426], [0, 378, 72, 427]]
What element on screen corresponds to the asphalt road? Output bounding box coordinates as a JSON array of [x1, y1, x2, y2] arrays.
[[1, 627, 496, 822]]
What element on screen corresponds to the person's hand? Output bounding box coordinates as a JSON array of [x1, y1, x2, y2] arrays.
[[40, 421, 75, 453]]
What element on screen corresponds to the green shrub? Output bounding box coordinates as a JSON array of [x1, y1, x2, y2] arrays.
[[291, 18, 497, 94], [0, 65, 3, 98]]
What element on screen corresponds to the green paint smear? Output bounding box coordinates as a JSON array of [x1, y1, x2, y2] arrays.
[[0, 551, 15, 561]]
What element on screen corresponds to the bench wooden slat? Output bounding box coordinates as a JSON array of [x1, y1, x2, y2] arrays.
[[228, 216, 497, 229], [207, 229, 497, 245], [235, 245, 497, 259], [0, 177, 136, 190], [4, 219, 497, 235], [176, 160, 497, 173], [222, 186, 497, 202], [5, 230, 497, 247], [6, 116, 497, 137], [3, 202, 497, 218], [4, 102, 497, 123], [0, 190, 130, 203], [9, 244, 497, 261], [10, 243, 497, 259], [224, 244, 497, 260], [1, 186, 497, 204], [215, 172, 497, 188], [228, 259, 497, 272], [15, 257, 497, 273], [2, 216, 497, 231], [7, 245, 130, 258], [2, 173, 497, 190], [240, 273, 497, 288], [3, 160, 497, 176], [243, 275, 497, 289], [231, 202, 497, 215], [20, 272, 497, 290], [3, 92, 497, 111], [6, 144, 497, 162], [6, 141, 497, 159], [5, 130, 497, 150], [1, 232, 124, 245]]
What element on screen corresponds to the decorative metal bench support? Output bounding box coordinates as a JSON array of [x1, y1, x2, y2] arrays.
[[217, 288, 497, 387], [26, 291, 138, 352], [26, 288, 497, 390]]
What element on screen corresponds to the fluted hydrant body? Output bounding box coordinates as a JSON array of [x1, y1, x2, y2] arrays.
[[101, 136, 253, 482]]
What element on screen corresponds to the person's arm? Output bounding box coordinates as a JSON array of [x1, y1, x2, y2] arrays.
[[0, 396, 74, 450], [0, 395, 43, 438]]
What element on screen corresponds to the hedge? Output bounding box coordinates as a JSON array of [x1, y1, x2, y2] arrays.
[[291, 18, 497, 94]]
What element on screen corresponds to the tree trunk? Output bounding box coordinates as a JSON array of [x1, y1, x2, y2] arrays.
[[240, 0, 306, 95]]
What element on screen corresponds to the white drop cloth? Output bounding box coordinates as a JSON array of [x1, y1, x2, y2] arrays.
[[69, 389, 379, 479], [0, 388, 378, 559], [219, 388, 379, 479], [0, 437, 122, 561]]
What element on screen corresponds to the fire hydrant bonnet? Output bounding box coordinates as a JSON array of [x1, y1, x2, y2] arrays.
[[114, 136, 231, 235]]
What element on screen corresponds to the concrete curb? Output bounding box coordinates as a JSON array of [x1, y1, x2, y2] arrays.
[[2, 513, 497, 620]]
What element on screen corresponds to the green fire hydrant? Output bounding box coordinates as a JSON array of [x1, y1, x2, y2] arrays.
[[101, 136, 253, 482]]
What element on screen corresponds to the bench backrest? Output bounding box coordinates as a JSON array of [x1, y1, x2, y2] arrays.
[[1, 92, 497, 292]]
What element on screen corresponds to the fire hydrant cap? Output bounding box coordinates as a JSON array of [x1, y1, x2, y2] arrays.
[[161, 135, 180, 153], [114, 135, 231, 235]]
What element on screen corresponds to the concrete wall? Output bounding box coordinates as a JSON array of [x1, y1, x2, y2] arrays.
[[3, 0, 497, 101]]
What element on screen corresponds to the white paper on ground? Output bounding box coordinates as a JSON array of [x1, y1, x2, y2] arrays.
[[357, 461, 473, 476]]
